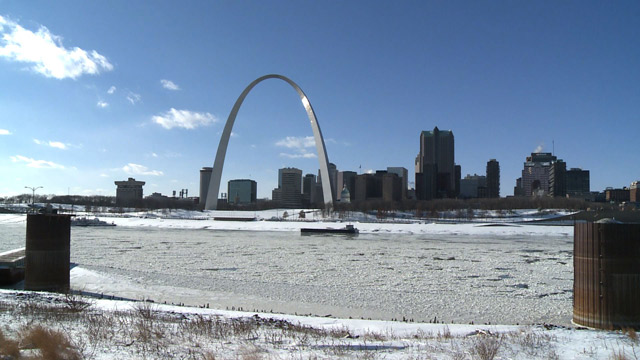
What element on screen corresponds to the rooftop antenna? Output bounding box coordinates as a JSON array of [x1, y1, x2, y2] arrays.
[[552, 140, 555, 156]]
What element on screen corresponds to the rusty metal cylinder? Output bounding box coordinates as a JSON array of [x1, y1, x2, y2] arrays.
[[574, 222, 640, 329], [24, 214, 71, 292]]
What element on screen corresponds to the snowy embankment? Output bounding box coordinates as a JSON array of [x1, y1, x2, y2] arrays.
[[0, 289, 638, 359]]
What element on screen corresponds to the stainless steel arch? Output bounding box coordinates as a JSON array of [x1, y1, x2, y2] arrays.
[[204, 74, 334, 210]]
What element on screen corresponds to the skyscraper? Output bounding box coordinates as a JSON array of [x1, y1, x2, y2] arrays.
[[274, 167, 302, 208], [387, 167, 408, 200], [486, 159, 500, 198], [199, 167, 213, 204], [114, 178, 145, 207], [415, 127, 457, 200], [227, 179, 257, 205], [516, 152, 557, 196], [549, 160, 567, 197], [566, 168, 590, 197]]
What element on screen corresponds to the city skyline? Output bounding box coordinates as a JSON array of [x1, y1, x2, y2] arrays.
[[1, 1, 639, 199]]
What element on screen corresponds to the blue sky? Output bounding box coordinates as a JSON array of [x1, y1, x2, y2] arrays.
[[1, 1, 638, 199]]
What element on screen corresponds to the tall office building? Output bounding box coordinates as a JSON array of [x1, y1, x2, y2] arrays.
[[515, 152, 557, 196], [549, 160, 567, 197], [387, 167, 408, 200], [114, 178, 145, 207], [227, 179, 257, 205], [273, 167, 302, 208], [415, 127, 457, 200], [460, 174, 487, 199], [566, 168, 590, 197], [631, 181, 639, 203], [199, 167, 213, 204], [486, 159, 500, 198], [328, 163, 338, 202], [302, 174, 317, 206]]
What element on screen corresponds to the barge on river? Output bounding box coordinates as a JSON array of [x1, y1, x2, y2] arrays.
[[300, 224, 359, 235]]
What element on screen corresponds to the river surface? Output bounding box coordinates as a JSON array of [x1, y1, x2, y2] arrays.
[[0, 219, 574, 325]]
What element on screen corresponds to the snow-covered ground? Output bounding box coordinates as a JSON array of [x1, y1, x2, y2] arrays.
[[0, 288, 638, 359]]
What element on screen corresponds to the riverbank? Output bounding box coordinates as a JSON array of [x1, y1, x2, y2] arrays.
[[1, 289, 637, 359]]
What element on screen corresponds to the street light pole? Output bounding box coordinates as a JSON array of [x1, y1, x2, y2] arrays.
[[25, 186, 43, 205]]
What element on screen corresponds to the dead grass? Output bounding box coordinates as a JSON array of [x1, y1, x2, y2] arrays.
[[63, 292, 93, 313], [20, 324, 81, 360], [469, 333, 502, 360], [0, 329, 21, 358], [625, 328, 639, 343], [1, 291, 634, 359]]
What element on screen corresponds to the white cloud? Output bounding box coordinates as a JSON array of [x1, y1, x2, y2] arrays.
[[152, 108, 217, 129], [126, 91, 141, 104], [107, 86, 116, 94], [279, 152, 317, 159], [276, 136, 315, 149], [275, 136, 317, 159], [48, 141, 66, 149], [10, 155, 64, 169], [122, 163, 163, 176], [160, 79, 180, 91], [97, 100, 108, 108], [151, 152, 158, 158], [0, 15, 113, 79], [33, 139, 67, 150], [99, 173, 108, 177], [0, 129, 11, 135]]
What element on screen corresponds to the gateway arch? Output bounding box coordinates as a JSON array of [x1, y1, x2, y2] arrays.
[[204, 74, 334, 210]]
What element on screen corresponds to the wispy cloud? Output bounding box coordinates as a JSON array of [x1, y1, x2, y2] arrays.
[[122, 163, 163, 176], [97, 100, 108, 108], [275, 136, 317, 159], [276, 136, 315, 149], [0, 129, 11, 135], [107, 86, 116, 94], [279, 152, 317, 159], [10, 155, 64, 169], [152, 108, 217, 129], [160, 79, 180, 91], [33, 139, 67, 150], [0, 15, 113, 79], [126, 91, 141, 105]]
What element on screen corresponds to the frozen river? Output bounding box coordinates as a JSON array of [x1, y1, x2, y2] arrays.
[[0, 216, 574, 325]]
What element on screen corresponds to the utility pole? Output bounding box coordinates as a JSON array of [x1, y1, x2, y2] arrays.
[[25, 186, 43, 205]]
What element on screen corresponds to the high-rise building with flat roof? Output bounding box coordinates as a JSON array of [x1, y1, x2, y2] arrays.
[[460, 174, 487, 199], [227, 179, 257, 205], [114, 178, 145, 207], [515, 152, 557, 196], [273, 167, 302, 208], [486, 159, 500, 198], [415, 127, 458, 200], [199, 167, 213, 204], [567, 168, 590, 198], [631, 181, 639, 203], [549, 160, 567, 197], [387, 167, 408, 200], [302, 174, 317, 207]]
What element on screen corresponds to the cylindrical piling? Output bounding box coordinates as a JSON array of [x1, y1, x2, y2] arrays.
[[24, 214, 72, 292], [574, 222, 640, 329]]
